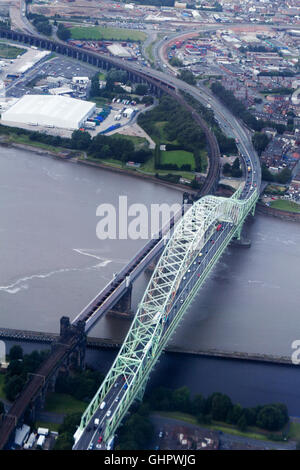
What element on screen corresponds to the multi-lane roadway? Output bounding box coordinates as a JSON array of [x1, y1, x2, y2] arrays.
[[73, 32, 261, 449], [0, 22, 261, 449]]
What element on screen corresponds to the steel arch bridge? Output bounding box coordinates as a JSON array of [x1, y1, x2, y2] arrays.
[[76, 186, 259, 446]]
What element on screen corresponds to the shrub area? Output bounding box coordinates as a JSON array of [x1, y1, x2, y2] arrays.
[[146, 386, 289, 435]]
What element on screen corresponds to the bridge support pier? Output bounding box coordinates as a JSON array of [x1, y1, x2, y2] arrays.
[[108, 284, 134, 320], [235, 225, 242, 240]]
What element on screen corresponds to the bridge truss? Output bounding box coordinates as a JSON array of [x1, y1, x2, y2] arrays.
[[78, 187, 259, 443]]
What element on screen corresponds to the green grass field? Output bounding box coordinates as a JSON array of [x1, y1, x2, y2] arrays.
[[288, 422, 300, 441], [157, 411, 279, 442], [154, 121, 177, 145], [35, 421, 60, 433], [98, 72, 106, 81], [270, 199, 300, 213], [44, 393, 86, 415], [89, 97, 110, 108], [161, 150, 195, 170], [265, 184, 287, 195], [4, 133, 72, 155], [70, 26, 146, 42], [0, 42, 26, 59]]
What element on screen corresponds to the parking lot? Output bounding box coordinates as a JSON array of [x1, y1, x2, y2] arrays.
[[5, 56, 98, 98]]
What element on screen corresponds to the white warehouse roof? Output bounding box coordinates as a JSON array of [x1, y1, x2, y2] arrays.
[[1, 94, 96, 129]]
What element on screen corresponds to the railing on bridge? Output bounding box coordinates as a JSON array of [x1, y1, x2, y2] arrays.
[[72, 206, 184, 332], [74, 186, 259, 447]]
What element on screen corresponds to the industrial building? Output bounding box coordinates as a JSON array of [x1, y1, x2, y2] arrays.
[[1, 94, 96, 129], [107, 44, 132, 58]]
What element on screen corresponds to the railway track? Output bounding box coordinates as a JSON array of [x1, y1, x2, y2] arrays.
[[0, 28, 221, 449]]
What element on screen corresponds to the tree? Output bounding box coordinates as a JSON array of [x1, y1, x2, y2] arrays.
[[262, 163, 274, 182], [147, 386, 173, 411], [53, 432, 74, 450], [117, 408, 154, 450], [90, 73, 100, 98], [256, 404, 288, 431], [141, 95, 154, 106], [4, 376, 24, 401], [22, 350, 49, 375], [223, 162, 232, 175], [135, 84, 148, 96], [244, 407, 260, 426], [276, 167, 292, 184], [172, 386, 191, 413], [192, 394, 205, 415], [35, 20, 52, 36], [71, 130, 91, 150], [169, 56, 183, 67], [59, 412, 82, 436], [57, 24, 71, 41], [226, 403, 243, 425], [178, 70, 196, 86], [55, 370, 104, 401], [237, 414, 247, 432], [6, 359, 24, 378], [109, 137, 134, 162], [231, 157, 242, 177], [252, 132, 270, 156], [210, 393, 233, 421], [9, 345, 23, 361], [191, 178, 200, 189], [0, 401, 4, 416], [105, 69, 128, 92]]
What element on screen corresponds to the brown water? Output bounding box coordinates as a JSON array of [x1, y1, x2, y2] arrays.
[[1, 146, 300, 357]]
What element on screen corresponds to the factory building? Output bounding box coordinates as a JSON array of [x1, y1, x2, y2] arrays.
[[1, 94, 96, 130]]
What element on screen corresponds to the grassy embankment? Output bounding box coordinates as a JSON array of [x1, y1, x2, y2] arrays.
[[82, 133, 150, 169], [70, 27, 147, 43], [0, 42, 26, 59], [145, 40, 156, 65], [34, 421, 60, 433], [44, 392, 86, 415], [288, 422, 300, 441], [139, 120, 207, 181], [269, 199, 300, 213], [83, 125, 205, 182], [1, 132, 74, 155], [157, 411, 286, 442]]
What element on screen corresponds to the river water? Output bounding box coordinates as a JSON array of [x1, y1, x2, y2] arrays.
[[1, 146, 300, 359]]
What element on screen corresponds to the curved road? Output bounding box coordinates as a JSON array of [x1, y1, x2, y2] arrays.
[[0, 24, 261, 450], [74, 29, 261, 450]]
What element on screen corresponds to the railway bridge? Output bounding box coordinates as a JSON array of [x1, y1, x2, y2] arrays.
[[0, 317, 86, 449], [0, 28, 260, 449], [74, 183, 260, 450]]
